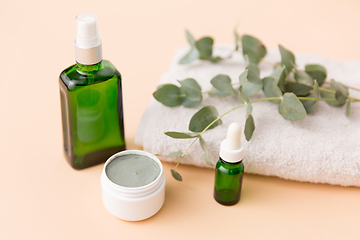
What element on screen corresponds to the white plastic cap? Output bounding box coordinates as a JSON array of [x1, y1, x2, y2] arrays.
[[74, 12, 103, 64], [219, 123, 244, 163], [75, 12, 101, 48]]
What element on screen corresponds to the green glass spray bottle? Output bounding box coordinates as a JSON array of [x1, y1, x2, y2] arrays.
[[59, 13, 125, 169], [214, 123, 244, 205]]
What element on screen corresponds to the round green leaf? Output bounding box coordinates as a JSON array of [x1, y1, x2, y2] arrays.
[[209, 56, 223, 63], [305, 64, 327, 86], [153, 84, 182, 107], [300, 93, 317, 113], [277, 66, 287, 92], [241, 35, 267, 64], [240, 81, 263, 97], [272, 65, 286, 80], [209, 88, 233, 97], [244, 114, 255, 141], [210, 74, 234, 94], [178, 78, 202, 101], [234, 30, 241, 51], [238, 87, 250, 104], [285, 82, 312, 96], [279, 93, 307, 121], [239, 69, 248, 86], [313, 80, 319, 103], [165, 132, 199, 139], [246, 103, 253, 118], [263, 77, 282, 103], [199, 136, 213, 166], [181, 96, 202, 108], [171, 169, 183, 181], [346, 99, 351, 117], [331, 79, 347, 105], [195, 37, 213, 60], [189, 106, 222, 132], [279, 45, 295, 75], [294, 69, 313, 86], [320, 86, 346, 107], [246, 62, 262, 84], [185, 30, 196, 46], [179, 47, 199, 64]]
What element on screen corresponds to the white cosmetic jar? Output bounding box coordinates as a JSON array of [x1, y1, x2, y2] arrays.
[[101, 150, 166, 221]]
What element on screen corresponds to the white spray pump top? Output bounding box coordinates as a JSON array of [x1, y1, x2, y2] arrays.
[[74, 12, 103, 65], [219, 123, 245, 163]]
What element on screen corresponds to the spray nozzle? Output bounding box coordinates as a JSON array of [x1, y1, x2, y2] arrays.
[[75, 12, 101, 49]]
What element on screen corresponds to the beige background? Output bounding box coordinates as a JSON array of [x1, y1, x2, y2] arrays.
[[1, 0, 360, 239]]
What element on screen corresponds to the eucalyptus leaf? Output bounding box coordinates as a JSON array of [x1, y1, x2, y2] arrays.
[[157, 151, 183, 157], [179, 47, 200, 64], [210, 74, 234, 94], [335, 91, 347, 105], [279, 93, 307, 121], [234, 30, 240, 51], [272, 65, 286, 81], [165, 132, 199, 139], [346, 99, 351, 117], [209, 56, 223, 63], [239, 69, 248, 86], [331, 79, 347, 105], [313, 80, 319, 104], [279, 45, 295, 74], [305, 64, 327, 86], [186, 30, 196, 46], [153, 84, 182, 107], [209, 88, 233, 97], [320, 86, 347, 107], [277, 66, 287, 92], [178, 78, 202, 101], [189, 106, 222, 132], [244, 55, 250, 66], [300, 93, 317, 113], [285, 82, 312, 96], [171, 169, 183, 181], [246, 103, 253, 118], [238, 87, 250, 104], [181, 95, 202, 108], [240, 80, 263, 97], [244, 114, 255, 141], [199, 136, 213, 166], [242, 35, 267, 64], [294, 69, 313, 86], [262, 77, 282, 103], [195, 37, 213, 60], [246, 62, 262, 84]]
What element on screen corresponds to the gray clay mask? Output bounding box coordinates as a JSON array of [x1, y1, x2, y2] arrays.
[[106, 154, 161, 188]]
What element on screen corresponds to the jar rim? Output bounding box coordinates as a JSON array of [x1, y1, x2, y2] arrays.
[[102, 150, 163, 191]]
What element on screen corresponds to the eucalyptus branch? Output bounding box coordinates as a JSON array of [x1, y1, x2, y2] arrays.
[[153, 29, 359, 181], [171, 96, 336, 173]]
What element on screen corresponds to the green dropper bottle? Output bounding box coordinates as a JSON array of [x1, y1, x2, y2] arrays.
[[59, 13, 125, 169], [214, 123, 245, 205]]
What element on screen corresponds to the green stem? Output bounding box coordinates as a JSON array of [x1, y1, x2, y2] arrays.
[[298, 97, 337, 102]]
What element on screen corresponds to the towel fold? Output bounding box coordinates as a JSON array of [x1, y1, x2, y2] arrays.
[[135, 44, 360, 187]]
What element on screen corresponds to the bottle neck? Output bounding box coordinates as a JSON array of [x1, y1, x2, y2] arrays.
[[76, 61, 103, 74], [220, 157, 242, 166]]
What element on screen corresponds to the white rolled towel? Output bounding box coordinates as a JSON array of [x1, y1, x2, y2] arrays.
[[135, 44, 360, 187]]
